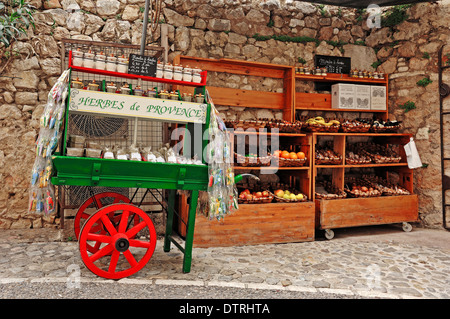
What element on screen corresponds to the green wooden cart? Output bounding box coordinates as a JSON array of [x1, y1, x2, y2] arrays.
[[51, 59, 212, 279]]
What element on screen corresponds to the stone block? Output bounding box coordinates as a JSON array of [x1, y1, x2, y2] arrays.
[[40, 58, 61, 76], [163, 8, 195, 27], [96, 0, 120, 17], [13, 71, 39, 90], [15, 92, 38, 105], [0, 104, 22, 120], [208, 18, 231, 32], [343, 44, 377, 71]]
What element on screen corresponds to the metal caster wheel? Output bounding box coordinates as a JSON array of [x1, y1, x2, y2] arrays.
[[324, 229, 334, 240], [402, 222, 412, 232], [79, 203, 157, 280]]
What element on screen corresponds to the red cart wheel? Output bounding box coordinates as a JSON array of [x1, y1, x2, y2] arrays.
[[74, 192, 131, 241], [79, 203, 157, 280]]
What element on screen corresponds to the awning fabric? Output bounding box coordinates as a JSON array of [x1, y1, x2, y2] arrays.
[[299, 0, 436, 8]]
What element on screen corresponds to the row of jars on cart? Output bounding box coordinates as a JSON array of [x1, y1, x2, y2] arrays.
[[71, 78, 204, 102], [156, 62, 202, 82], [72, 49, 203, 82], [72, 49, 129, 72]]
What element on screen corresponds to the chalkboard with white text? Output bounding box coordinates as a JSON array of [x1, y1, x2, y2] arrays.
[[315, 55, 351, 74], [127, 54, 157, 77]]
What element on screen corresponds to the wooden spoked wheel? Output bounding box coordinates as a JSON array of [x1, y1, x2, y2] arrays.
[[79, 203, 157, 280], [74, 192, 135, 254]]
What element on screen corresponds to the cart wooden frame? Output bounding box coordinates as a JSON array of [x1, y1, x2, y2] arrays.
[[51, 49, 211, 279]]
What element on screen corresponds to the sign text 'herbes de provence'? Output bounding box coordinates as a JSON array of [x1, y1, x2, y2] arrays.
[[68, 89, 207, 124]]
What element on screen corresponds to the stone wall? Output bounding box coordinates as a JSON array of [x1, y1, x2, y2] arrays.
[[0, 0, 449, 230]]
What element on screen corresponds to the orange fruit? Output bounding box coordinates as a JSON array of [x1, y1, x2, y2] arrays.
[[297, 152, 305, 159], [289, 152, 298, 159], [281, 151, 290, 159]]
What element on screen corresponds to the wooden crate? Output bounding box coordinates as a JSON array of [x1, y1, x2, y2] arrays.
[[180, 202, 315, 247], [317, 194, 418, 230]]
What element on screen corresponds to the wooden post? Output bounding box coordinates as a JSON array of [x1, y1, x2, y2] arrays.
[[163, 189, 176, 252], [183, 190, 198, 273]]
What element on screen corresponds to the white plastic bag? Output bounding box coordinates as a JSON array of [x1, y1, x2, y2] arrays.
[[404, 137, 422, 169]]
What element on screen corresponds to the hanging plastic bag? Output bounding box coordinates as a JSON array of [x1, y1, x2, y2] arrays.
[[205, 89, 238, 220], [404, 137, 422, 169], [28, 69, 70, 214], [44, 185, 56, 215]]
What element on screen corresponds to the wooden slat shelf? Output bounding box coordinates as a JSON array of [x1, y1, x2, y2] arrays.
[[295, 92, 388, 113], [231, 130, 307, 137], [313, 132, 411, 137], [295, 73, 387, 84], [183, 201, 316, 247], [315, 163, 408, 168], [233, 166, 310, 170]]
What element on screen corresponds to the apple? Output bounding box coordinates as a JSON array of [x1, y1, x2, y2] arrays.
[[284, 190, 291, 195], [283, 194, 291, 200], [255, 192, 262, 198], [361, 186, 368, 192], [245, 194, 253, 200], [242, 189, 250, 195], [296, 194, 304, 200], [275, 189, 284, 197], [290, 194, 296, 200], [239, 193, 246, 200], [262, 191, 269, 197]]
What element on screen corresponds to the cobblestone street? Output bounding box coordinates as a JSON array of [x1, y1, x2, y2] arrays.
[[0, 225, 449, 299]]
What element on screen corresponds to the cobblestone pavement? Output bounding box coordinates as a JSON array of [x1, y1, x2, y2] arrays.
[[0, 225, 449, 299]]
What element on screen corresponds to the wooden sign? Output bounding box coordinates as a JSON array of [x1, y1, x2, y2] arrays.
[[127, 54, 157, 77], [68, 89, 207, 124], [315, 55, 351, 74]]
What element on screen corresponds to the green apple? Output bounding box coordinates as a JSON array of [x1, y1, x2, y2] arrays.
[[283, 194, 291, 199], [290, 193, 296, 200], [284, 190, 290, 195], [296, 194, 304, 200], [275, 189, 284, 197]]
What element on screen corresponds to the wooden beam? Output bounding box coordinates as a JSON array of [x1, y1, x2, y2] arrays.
[[206, 86, 285, 109]]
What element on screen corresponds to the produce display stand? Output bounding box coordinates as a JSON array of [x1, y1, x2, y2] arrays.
[[294, 73, 419, 239], [51, 43, 212, 279], [175, 56, 315, 247]]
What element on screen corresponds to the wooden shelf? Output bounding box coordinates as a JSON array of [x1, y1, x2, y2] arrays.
[[182, 201, 316, 247], [233, 166, 309, 170], [294, 72, 389, 118], [317, 195, 418, 230], [231, 129, 306, 137], [295, 92, 388, 113], [315, 163, 408, 168], [175, 55, 295, 122], [295, 73, 387, 85], [312, 132, 411, 137]]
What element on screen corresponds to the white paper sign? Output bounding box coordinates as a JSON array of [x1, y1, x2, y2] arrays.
[[68, 89, 207, 124]]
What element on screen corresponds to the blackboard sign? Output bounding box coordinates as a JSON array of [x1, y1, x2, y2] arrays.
[[127, 54, 157, 77], [315, 55, 351, 74]]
